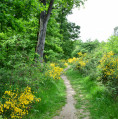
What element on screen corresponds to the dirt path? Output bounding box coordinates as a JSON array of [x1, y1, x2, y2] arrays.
[[53, 67, 90, 119], [53, 67, 77, 119]]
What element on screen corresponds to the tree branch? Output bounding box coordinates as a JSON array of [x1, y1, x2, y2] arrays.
[[45, 0, 54, 22]]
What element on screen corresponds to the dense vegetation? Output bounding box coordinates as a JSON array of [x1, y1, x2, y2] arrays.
[[0, 0, 83, 118], [68, 37, 118, 96], [67, 36, 118, 118], [0, 0, 118, 118]]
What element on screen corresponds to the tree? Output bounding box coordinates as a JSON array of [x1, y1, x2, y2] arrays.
[[0, 0, 40, 68], [36, 0, 86, 61], [36, 0, 54, 61], [107, 36, 118, 54], [72, 40, 100, 57]]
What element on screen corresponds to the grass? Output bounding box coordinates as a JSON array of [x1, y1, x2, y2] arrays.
[[0, 63, 66, 119], [66, 68, 118, 119], [25, 79, 66, 119]]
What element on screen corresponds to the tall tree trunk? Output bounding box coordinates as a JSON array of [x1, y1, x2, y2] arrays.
[[36, 11, 47, 59], [36, 0, 54, 62]]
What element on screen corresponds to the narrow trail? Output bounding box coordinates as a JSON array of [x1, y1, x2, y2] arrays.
[[53, 67, 90, 119], [53, 67, 77, 119]]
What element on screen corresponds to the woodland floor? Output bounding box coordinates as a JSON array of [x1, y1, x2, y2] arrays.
[[53, 67, 90, 119]]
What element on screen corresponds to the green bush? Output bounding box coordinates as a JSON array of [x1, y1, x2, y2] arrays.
[[98, 51, 118, 96], [107, 36, 118, 54]]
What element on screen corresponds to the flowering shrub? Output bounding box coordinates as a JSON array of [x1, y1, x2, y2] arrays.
[[68, 57, 78, 64], [98, 51, 118, 79], [77, 52, 83, 56], [98, 51, 118, 95], [0, 86, 41, 119], [46, 63, 63, 80], [57, 59, 68, 68], [64, 63, 68, 67], [68, 52, 87, 71]]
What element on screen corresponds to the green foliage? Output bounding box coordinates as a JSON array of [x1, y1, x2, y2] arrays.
[[0, 0, 86, 118], [66, 69, 118, 119], [98, 51, 118, 96], [72, 40, 100, 57], [0, 0, 82, 64], [70, 41, 101, 80], [43, 2, 81, 61], [68, 52, 87, 73], [107, 36, 118, 54], [70, 39, 118, 98], [44, 13, 64, 61], [0, 0, 40, 69], [59, 20, 80, 59], [26, 79, 66, 119], [0, 61, 66, 118]]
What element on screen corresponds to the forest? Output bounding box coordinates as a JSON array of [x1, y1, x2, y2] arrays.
[[0, 0, 118, 119]]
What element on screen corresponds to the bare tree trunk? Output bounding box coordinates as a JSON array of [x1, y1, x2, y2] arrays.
[[36, 11, 47, 60], [36, 0, 54, 62]]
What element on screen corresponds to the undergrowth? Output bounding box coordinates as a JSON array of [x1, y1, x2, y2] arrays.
[[0, 61, 66, 119], [66, 68, 118, 119], [25, 79, 66, 119]]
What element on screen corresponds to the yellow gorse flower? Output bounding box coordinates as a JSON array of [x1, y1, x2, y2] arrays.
[[68, 52, 87, 69], [0, 86, 41, 119], [98, 51, 118, 78], [68, 57, 78, 63], [78, 52, 82, 56], [64, 63, 68, 67], [46, 63, 63, 80]]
